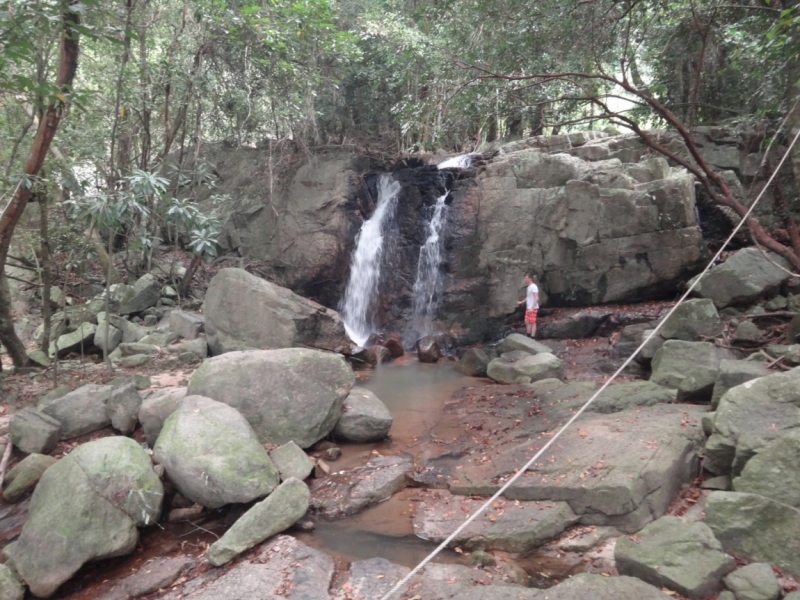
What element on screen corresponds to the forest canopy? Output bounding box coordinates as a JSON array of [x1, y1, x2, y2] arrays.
[[0, 0, 798, 367]]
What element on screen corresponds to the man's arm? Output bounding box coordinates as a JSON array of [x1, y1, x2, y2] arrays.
[[534, 292, 539, 306]]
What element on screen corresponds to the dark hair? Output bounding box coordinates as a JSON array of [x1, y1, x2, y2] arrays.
[[525, 273, 534, 280]]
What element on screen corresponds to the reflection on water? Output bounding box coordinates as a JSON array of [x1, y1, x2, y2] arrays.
[[303, 361, 475, 566], [360, 357, 473, 443], [297, 520, 461, 568]]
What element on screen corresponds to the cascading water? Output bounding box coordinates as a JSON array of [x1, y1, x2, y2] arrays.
[[410, 154, 472, 337], [410, 192, 448, 336], [341, 175, 402, 346]]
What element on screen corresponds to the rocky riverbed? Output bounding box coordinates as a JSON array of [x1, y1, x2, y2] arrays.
[[3, 242, 800, 599]]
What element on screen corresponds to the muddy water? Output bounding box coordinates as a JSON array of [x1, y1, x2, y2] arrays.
[[300, 358, 478, 566]]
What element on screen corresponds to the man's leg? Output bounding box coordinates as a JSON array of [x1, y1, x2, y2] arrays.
[[525, 322, 533, 336]]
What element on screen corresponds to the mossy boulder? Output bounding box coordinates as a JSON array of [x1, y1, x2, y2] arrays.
[[6, 437, 163, 598], [187, 349, 355, 448], [154, 395, 279, 508]]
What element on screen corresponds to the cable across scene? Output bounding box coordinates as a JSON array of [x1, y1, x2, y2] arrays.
[[378, 125, 800, 600]]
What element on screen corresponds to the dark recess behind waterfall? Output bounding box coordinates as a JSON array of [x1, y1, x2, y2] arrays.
[[303, 161, 458, 343]]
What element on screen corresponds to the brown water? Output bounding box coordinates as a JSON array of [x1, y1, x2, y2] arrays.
[[301, 358, 479, 565]]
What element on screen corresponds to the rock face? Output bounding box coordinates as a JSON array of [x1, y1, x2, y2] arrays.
[[332, 387, 393, 443], [187, 348, 355, 448], [615, 516, 735, 598], [705, 491, 800, 577], [436, 139, 707, 342], [153, 395, 280, 509], [38, 384, 113, 439], [705, 368, 800, 476], [689, 248, 790, 308], [206, 478, 310, 566], [487, 351, 565, 384], [413, 490, 579, 552], [7, 437, 163, 598], [49, 323, 97, 358], [203, 268, 351, 356]]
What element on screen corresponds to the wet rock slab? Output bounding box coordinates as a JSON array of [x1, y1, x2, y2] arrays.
[[412, 489, 579, 552], [434, 384, 705, 532], [309, 454, 412, 518], [96, 556, 196, 600], [161, 535, 333, 600]]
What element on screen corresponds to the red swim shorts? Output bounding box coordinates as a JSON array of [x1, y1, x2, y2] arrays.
[[524, 309, 538, 325]]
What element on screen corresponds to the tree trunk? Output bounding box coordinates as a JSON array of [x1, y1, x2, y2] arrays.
[[178, 253, 202, 298], [39, 190, 52, 354], [0, 3, 80, 366], [0, 272, 27, 367]]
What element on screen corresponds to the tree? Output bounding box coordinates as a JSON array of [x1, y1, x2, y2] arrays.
[[0, 0, 81, 367]]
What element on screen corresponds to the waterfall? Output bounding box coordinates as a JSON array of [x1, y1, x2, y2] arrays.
[[410, 154, 472, 337], [341, 175, 401, 346], [437, 154, 473, 170], [411, 192, 448, 336]]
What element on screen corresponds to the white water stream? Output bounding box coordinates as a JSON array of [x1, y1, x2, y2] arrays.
[[341, 175, 402, 346], [410, 154, 472, 336]]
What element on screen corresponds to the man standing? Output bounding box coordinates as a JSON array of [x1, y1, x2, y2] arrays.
[[516, 273, 539, 338]]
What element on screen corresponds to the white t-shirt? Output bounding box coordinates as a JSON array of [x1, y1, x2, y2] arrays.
[[526, 283, 539, 310]]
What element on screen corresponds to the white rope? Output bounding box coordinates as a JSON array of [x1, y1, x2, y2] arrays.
[[378, 126, 800, 600]]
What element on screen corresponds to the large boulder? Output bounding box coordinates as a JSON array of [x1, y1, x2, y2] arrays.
[[206, 478, 310, 566], [2, 454, 57, 503], [487, 351, 565, 384], [733, 430, 800, 508], [689, 248, 790, 308], [706, 367, 800, 476], [705, 491, 800, 577], [119, 274, 161, 315], [659, 298, 723, 341], [139, 387, 187, 447], [48, 323, 97, 358], [498, 333, 551, 355], [417, 335, 441, 363], [332, 387, 392, 443], [710, 359, 769, 409], [723, 564, 781, 600], [455, 348, 492, 377], [187, 349, 355, 448], [153, 395, 280, 509], [202, 268, 351, 355], [106, 382, 142, 435], [615, 516, 735, 598], [38, 384, 113, 439], [168, 310, 204, 340], [8, 408, 61, 454], [6, 437, 163, 597], [268, 441, 315, 481], [650, 340, 727, 402]]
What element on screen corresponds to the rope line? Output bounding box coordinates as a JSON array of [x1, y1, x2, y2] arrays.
[[378, 125, 800, 600]]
